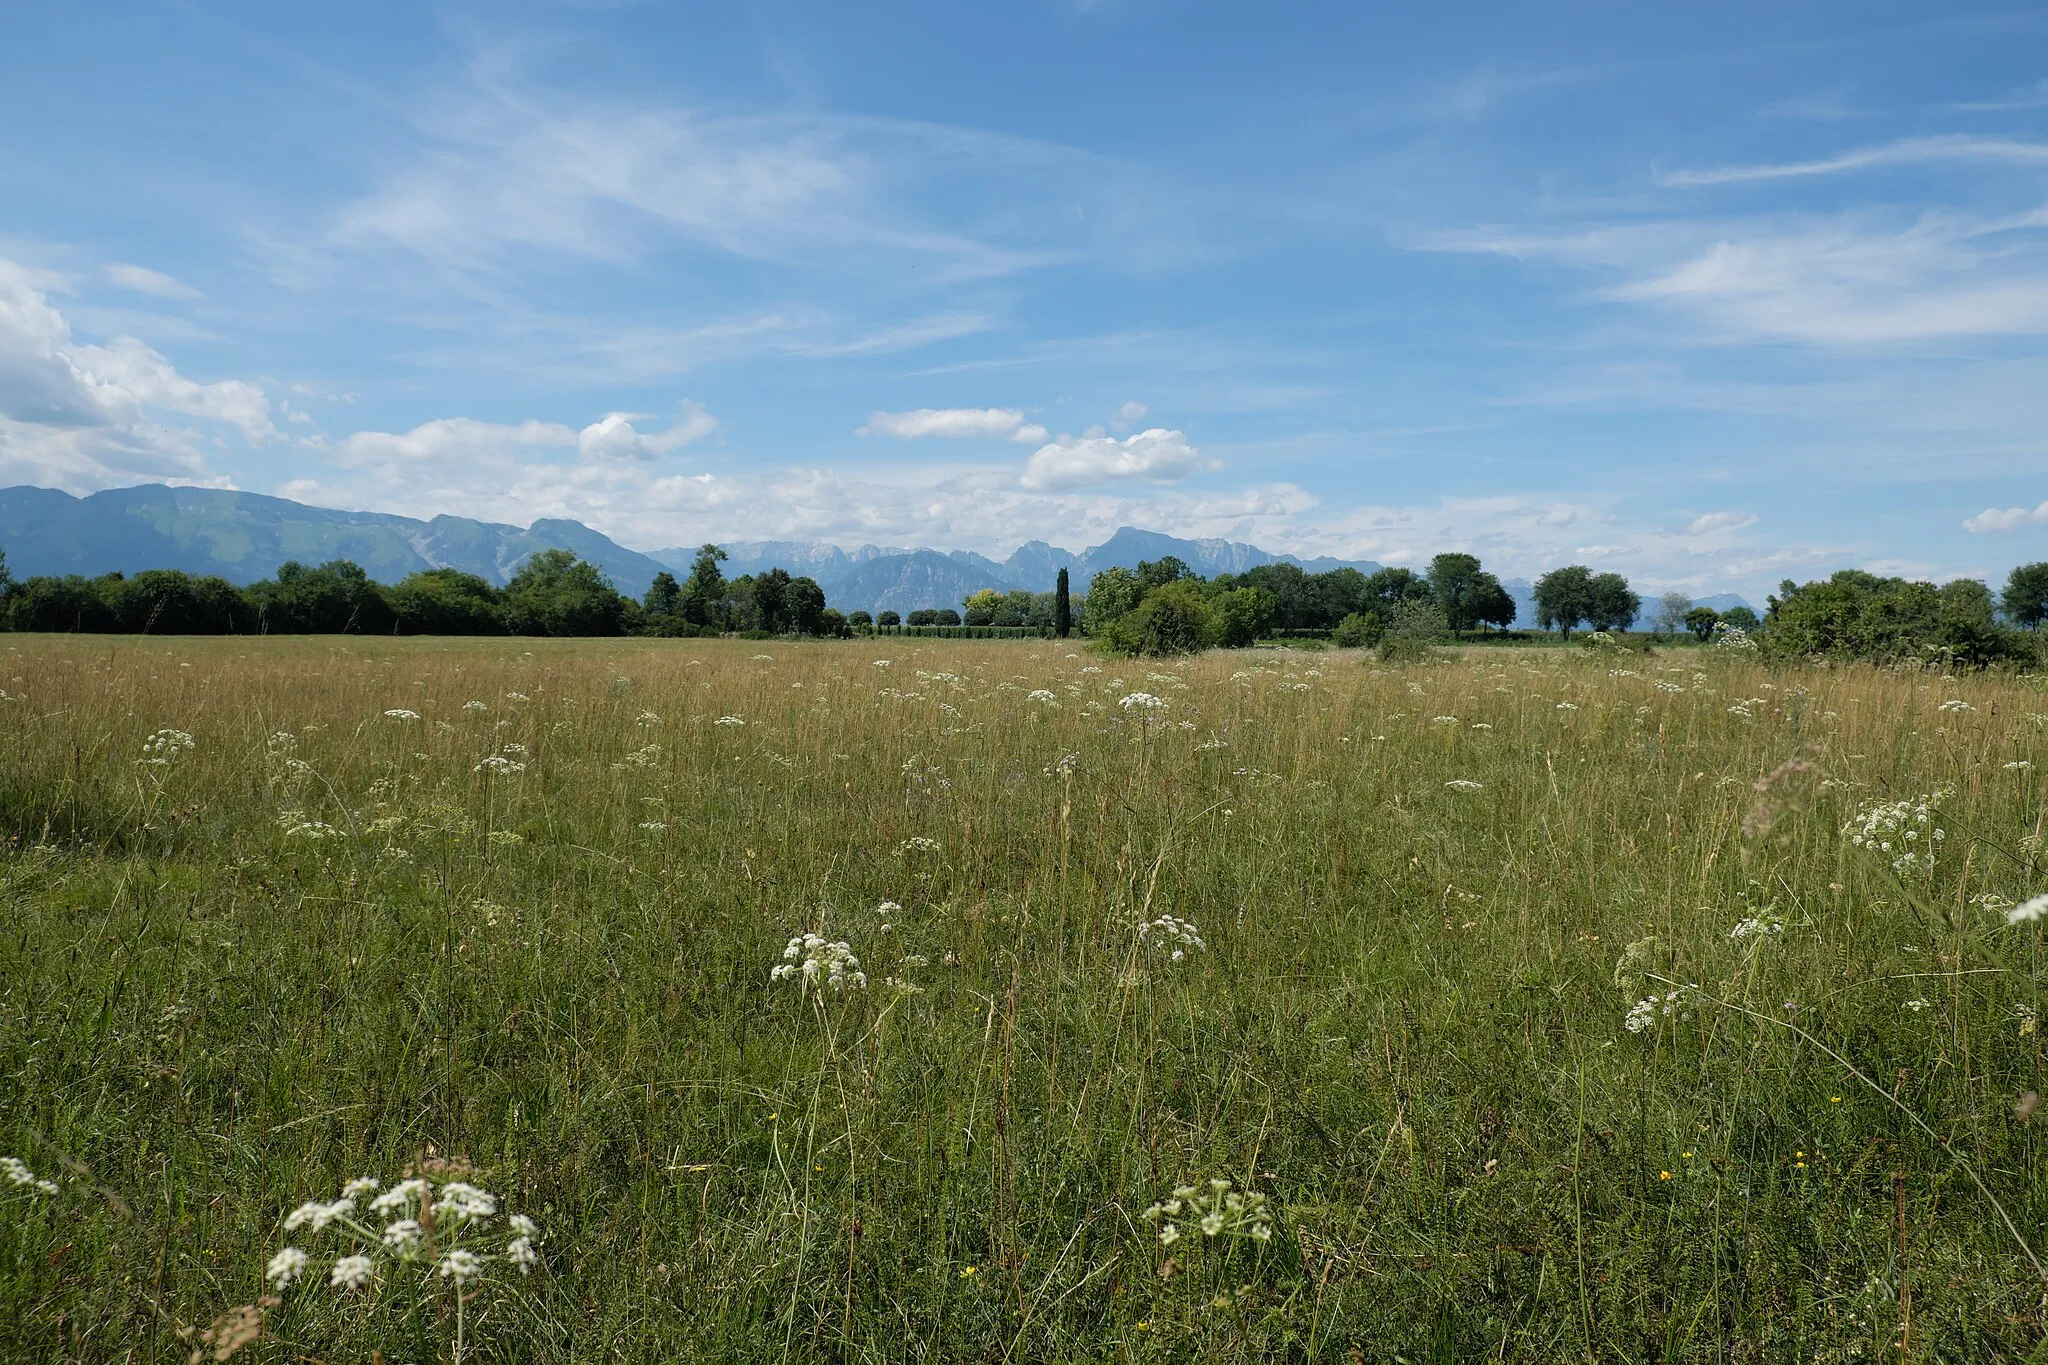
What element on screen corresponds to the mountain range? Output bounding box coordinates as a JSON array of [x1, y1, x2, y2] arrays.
[[658, 526, 1389, 617], [0, 483, 1753, 625]]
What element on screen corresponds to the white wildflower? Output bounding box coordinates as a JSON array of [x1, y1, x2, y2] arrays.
[[1842, 792, 1946, 874], [896, 836, 941, 855], [1444, 779, 1484, 793], [140, 729, 196, 765], [381, 1219, 424, 1255], [474, 755, 526, 775], [1729, 915, 1783, 942], [341, 1177, 380, 1198], [1139, 914, 1205, 961], [383, 709, 420, 723], [433, 1182, 497, 1223], [714, 715, 746, 727], [1938, 698, 1973, 713], [0, 1157, 54, 1193], [1142, 1176, 1273, 1245], [283, 1197, 354, 1233], [266, 1247, 309, 1287], [1430, 715, 1459, 725], [437, 1249, 482, 1282], [330, 1255, 375, 1291], [1119, 692, 1168, 712], [771, 933, 868, 992], [1027, 689, 1057, 704], [369, 1179, 427, 1216]]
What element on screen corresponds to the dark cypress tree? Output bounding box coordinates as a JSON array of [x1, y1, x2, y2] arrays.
[[1055, 567, 1072, 638]]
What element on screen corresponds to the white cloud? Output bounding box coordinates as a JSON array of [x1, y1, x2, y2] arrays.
[[1112, 400, 1148, 431], [1963, 500, 2048, 534], [860, 407, 1045, 442], [1019, 427, 1215, 490], [577, 402, 717, 461], [313, 60, 1120, 285], [1950, 80, 2048, 113], [1428, 209, 2048, 346], [1656, 136, 2048, 187], [0, 256, 273, 490], [103, 263, 201, 301], [330, 402, 716, 480], [1685, 511, 1758, 535]]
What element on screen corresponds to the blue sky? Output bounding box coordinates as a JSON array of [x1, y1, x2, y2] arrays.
[[4, 1, 2048, 598]]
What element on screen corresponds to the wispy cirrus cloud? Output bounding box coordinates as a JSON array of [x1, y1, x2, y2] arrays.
[[103, 262, 202, 300], [860, 407, 1046, 442], [1655, 135, 2048, 186], [1948, 80, 2048, 113], [1422, 206, 2048, 345]]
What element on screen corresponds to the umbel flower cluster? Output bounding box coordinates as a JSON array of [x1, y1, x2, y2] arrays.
[[1, 1155, 60, 1197], [1842, 792, 1947, 874], [1142, 1177, 1275, 1246], [264, 1173, 540, 1295], [1624, 988, 1695, 1034], [1138, 914, 1206, 962], [140, 729, 195, 766], [771, 933, 868, 991]]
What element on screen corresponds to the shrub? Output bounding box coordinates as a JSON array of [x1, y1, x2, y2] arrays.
[[1105, 581, 1220, 656], [1331, 611, 1383, 649]]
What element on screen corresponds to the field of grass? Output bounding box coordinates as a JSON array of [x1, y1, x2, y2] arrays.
[[2, 632, 2046, 1362]]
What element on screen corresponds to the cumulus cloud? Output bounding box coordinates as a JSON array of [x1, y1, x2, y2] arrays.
[[330, 402, 717, 481], [1018, 427, 1214, 490], [0, 256, 274, 489], [859, 407, 1046, 443], [1963, 500, 2048, 534], [577, 402, 718, 460], [1685, 511, 1758, 535], [103, 263, 202, 301]]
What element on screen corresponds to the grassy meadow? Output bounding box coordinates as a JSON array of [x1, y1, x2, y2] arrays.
[[2, 632, 2047, 1361]]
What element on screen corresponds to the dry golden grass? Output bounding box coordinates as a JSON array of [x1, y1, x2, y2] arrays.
[[1, 632, 2044, 1361]]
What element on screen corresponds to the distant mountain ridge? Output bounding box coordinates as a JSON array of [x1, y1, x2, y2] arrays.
[[0, 485, 672, 597], [0, 483, 1753, 625]]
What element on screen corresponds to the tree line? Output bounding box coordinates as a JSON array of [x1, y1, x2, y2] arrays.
[[1071, 553, 1526, 655], [1757, 565, 2048, 667], [5, 533, 2044, 665], [0, 544, 856, 639]]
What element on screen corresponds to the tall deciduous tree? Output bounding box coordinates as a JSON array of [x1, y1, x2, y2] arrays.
[[1653, 592, 1693, 638], [644, 571, 682, 620], [681, 544, 728, 627], [1532, 565, 1594, 638], [1472, 573, 1517, 632], [2005, 562, 2048, 630], [1426, 553, 1485, 634], [1587, 573, 1641, 633], [1082, 566, 1143, 635]]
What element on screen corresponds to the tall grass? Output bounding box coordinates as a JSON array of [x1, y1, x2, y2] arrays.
[[1, 633, 2044, 1361]]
